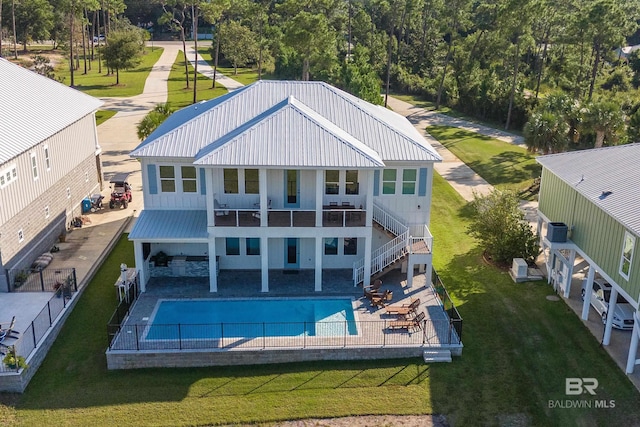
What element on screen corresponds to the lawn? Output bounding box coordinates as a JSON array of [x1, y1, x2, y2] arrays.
[[2, 174, 639, 426], [427, 125, 541, 196], [166, 51, 228, 110], [95, 110, 117, 126], [197, 47, 260, 86], [54, 47, 164, 98]]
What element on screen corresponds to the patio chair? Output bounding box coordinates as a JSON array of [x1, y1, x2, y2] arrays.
[[363, 279, 383, 296], [214, 199, 229, 216], [370, 290, 391, 308], [388, 311, 425, 332], [0, 317, 20, 352], [385, 298, 421, 316]]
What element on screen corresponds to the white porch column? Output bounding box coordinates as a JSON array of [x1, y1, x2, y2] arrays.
[[206, 169, 215, 226], [315, 237, 323, 291], [259, 169, 268, 226], [315, 170, 323, 227], [133, 241, 147, 292], [261, 237, 269, 292], [563, 249, 576, 298], [581, 267, 595, 320], [603, 286, 619, 345], [425, 259, 433, 287], [365, 170, 375, 225], [363, 236, 372, 287], [407, 261, 414, 288], [208, 239, 217, 292], [626, 311, 640, 373]]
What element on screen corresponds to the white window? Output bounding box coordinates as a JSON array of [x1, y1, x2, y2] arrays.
[[620, 231, 635, 280], [181, 166, 197, 193], [18, 229, 24, 243], [159, 166, 176, 192], [382, 169, 396, 194], [2, 164, 20, 188], [31, 153, 38, 179], [44, 145, 51, 170], [345, 170, 359, 195], [85, 171, 89, 182], [244, 169, 259, 194], [67, 187, 71, 198], [325, 170, 339, 194], [45, 206, 50, 218], [223, 169, 238, 194], [402, 169, 417, 195]]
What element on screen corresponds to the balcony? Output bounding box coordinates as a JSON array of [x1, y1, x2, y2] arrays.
[[213, 208, 366, 227]]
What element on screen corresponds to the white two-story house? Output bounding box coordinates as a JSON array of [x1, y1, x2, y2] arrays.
[[129, 81, 441, 293]]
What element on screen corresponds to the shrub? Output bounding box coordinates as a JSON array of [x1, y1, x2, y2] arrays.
[[468, 189, 539, 266]]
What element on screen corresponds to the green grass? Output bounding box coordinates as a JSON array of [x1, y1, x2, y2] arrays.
[[391, 92, 524, 136], [167, 51, 228, 110], [428, 125, 541, 196], [55, 48, 164, 97], [3, 177, 639, 426], [197, 47, 260, 86], [95, 110, 117, 126]]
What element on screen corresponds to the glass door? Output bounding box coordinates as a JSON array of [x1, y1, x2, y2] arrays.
[[284, 170, 299, 207], [285, 238, 299, 269]]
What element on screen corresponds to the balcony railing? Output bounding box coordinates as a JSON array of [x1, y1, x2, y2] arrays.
[[213, 208, 366, 227]]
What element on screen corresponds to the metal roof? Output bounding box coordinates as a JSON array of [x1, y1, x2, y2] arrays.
[[0, 58, 103, 164], [131, 81, 441, 164], [128, 210, 208, 240], [537, 143, 640, 236], [194, 96, 385, 168]]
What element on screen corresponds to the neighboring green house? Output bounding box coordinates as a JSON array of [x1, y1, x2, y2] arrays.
[[536, 144, 640, 374]]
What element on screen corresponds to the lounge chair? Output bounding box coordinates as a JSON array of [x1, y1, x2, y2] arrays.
[[388, 312, 425, 332], [385, 298, 421, 317], [0, 317, 20, 353]]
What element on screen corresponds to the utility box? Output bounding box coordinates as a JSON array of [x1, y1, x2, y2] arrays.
[[510, 258, 529, 283], [547, 222, 568, 243]]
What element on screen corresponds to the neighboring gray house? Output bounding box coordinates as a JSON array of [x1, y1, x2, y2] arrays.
[[536, 144, 640, 374], [0, 58, 104, 292]]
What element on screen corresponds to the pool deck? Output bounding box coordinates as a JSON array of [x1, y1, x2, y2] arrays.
[[106, 269, 463, 369]]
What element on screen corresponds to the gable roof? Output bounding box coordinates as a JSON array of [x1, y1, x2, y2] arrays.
[[194, 96, 385, 168], [0, 58, 103, 164], [537, 144, 640, 236], [131, 80, 441, 165]]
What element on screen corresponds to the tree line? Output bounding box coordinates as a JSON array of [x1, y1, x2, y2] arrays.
[[3, 0, 640, 150]]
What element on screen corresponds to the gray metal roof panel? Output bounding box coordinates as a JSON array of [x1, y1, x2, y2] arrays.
[[128, 210, 208, 240], [194, 96, 384, 168], [537, 144, 640, 236], [131, 81, 441, 163], [0, 58, 103, 164]]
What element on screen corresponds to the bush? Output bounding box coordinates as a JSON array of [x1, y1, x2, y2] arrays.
[[3, 347, 28, 371], [468, 189, 539, 266]]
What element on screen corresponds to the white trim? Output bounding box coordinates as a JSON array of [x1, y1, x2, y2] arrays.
[[43, 145, 51, 171], [619, 231, 635, 281], [0, 164, 17, 188], [18, 229, 24, 243], [30, 153, 38, 180], [45, 205, 50, 219]]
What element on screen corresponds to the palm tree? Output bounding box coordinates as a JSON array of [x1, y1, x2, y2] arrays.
[[523, 110, 569, 154], [580, 100, 626, 148], [137, 103, 174, 141]]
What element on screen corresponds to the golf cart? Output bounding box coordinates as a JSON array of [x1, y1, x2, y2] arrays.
[[109, 173, 132, 209]]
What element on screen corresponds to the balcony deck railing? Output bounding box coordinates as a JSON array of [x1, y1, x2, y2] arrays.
[[213, 209, 366, 227]]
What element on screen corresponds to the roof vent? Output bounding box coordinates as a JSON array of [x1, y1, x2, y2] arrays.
[[599, 191, 612, 200]]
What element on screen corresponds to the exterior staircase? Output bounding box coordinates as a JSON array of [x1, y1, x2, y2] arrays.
[[353, 202, 432, 286]]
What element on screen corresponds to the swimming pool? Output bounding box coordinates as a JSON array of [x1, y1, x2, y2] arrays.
[[146, 298, 358, 340]]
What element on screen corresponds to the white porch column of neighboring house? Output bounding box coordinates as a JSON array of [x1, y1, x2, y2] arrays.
[[563, 249, 576, 298], [581, 267, 595, 320], [208, 239, 217, 292], [626, 311, 640, 373], [407, 261, 414, 288], [315, 237, 322, 292], [315, 170, 323, 227], [261, 237, 269, 292], [133, 241, 147, 292], [603, 286, 619, 345], [259, 169, 268, 226], [363, 236, 372, 287]]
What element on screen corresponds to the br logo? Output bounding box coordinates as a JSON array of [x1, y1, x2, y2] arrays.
[[566, 378, 598, 395]]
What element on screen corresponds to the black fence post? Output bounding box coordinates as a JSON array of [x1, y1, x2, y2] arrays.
[[39, 269, 45, 291], [178, 324, 182, 350], [135, 325, 140, 351], [72, 269, 78, 291], [47, 301, 52, 325], [31, 321, 37, 349]]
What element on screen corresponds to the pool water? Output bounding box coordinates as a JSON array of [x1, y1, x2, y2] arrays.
[[146, 298, 358, 339]]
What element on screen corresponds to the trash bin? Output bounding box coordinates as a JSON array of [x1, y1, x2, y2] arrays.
[[547, 222, 568, 242], [81, 198, 91, 213]]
